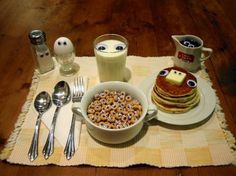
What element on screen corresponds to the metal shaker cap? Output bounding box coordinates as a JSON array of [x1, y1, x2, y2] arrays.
[[28, 30, 46, 45]]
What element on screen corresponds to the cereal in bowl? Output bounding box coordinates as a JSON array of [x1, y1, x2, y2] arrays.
[[87, 90, 142, 129]]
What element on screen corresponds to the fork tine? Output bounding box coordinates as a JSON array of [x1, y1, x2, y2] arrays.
[[73, 78, 76, 97], [74, 77, 79, 97], [77, 77, 80, 97], [78, 77, 82, 96], [81, 77, 85, 93], [80, 77, 85, 94]]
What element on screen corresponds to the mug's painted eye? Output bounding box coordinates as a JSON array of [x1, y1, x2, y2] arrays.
[[114, 43, 126, 51], [63, 41, 67, 45], [96, 43, 108, 51], [58, 41, 61, 45], [159, 69, 169, 76], [187, 79, 197, 88]]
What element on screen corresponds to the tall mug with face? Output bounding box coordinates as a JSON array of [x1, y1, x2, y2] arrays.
[[94, 34, 128, 82]]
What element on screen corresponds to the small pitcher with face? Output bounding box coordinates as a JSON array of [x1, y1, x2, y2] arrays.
[[172, 35, 213, 72]]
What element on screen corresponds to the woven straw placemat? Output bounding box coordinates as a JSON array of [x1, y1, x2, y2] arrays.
[[0, 56, 235, 167]]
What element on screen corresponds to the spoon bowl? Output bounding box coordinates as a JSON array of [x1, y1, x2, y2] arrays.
[[28, 91, 51, 161], [34, 91, 52, 113], [52, 81, 71, 106]]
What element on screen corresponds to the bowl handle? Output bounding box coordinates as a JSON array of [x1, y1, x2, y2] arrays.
[[72, 102, 84, 122], [144, 103, 157, 122]]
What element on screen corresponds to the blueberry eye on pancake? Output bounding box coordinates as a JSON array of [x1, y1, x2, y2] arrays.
[[159, 69, 169, 76], [151, 66, 200, 114], [187, 79, 197, 88]]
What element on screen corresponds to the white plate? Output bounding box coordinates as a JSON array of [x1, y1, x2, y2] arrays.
[[139, 72, 216, 126]]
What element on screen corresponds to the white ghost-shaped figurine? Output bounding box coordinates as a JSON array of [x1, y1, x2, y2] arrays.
[[53, 37, 79, 76], [54, 37, 74, 55]]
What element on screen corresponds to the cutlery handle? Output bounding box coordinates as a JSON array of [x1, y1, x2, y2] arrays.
[[43, 106, 60, 159], [64, 113, 76, 160], [28, 114, 42, 161]]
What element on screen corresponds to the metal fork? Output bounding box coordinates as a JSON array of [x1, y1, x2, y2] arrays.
[[64, 76, 85, 160]]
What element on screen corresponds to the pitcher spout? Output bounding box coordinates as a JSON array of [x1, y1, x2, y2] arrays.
[[171, 35, 184, 46]]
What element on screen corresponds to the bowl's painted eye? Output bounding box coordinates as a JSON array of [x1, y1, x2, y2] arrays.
[[96, 43, 108, 51], [159, 69, 169, 76], [114, 43, 126, 51], [187, 79, 197, 88]]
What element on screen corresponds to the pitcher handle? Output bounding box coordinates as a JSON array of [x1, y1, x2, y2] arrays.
[[201, 47, 213, 62]]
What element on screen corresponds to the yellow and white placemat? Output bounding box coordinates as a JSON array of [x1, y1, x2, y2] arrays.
[[0, 56, 235, 167]]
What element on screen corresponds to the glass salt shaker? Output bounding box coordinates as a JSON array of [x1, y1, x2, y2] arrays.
[[28, 30, 55, 74]]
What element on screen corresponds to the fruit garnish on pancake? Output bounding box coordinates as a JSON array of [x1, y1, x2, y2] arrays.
[[151, 66, 200, 114]]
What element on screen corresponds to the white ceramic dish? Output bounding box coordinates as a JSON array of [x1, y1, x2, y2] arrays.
[[139, 72, 216, 126], [80, 81, 157, 144]]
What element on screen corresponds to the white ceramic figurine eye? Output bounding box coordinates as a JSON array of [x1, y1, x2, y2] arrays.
[[54, 37, 74, 55]]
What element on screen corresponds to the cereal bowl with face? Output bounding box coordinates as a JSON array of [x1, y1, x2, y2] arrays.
[[80, 81, 157, 144]]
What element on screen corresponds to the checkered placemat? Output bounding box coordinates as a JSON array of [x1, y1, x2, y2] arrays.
[[1, 56, 235, 167]]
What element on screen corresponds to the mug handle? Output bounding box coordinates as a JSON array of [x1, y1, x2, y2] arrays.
[[201, 47, 213, 62], [144, 104, 158, 122]]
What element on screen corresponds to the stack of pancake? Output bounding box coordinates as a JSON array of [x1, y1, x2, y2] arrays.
[[151, 67, 200, 113]]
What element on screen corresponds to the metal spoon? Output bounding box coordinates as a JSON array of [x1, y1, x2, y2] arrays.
[[42, 81, 71, 159], [28, 91, 51, 161]]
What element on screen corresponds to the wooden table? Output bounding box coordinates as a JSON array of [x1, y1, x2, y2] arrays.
[[0, 0, 236, 175]]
